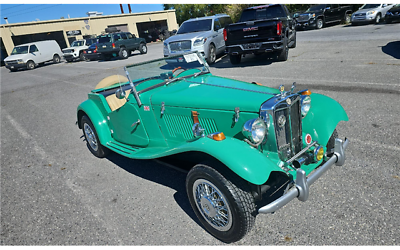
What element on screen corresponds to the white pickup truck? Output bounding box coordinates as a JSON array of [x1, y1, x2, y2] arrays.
[[62, 38, 97, 62]]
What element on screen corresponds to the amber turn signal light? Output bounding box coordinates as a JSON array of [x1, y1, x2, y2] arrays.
[[301, 90, 312, 95], [212, 132, 226, 141]]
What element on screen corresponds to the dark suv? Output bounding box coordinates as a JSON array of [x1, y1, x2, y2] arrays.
[[97, 32, 147, 60]]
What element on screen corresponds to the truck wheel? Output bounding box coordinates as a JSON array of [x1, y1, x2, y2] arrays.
[[80, 52, 86, 61], [316, 18, 324, 29], [374, 13, 381, 24], [229, 54, 241, 65], [207, 44, 216, 65], [139, 43, 147, 54], [277, 39, 289, 61], [81, 115, 110, 158], [344, 13, 351, 24], [289, 31, 297, 48], [186, 163, 256, 243], [53, 55, 61, 63], [26, 60, 35, 70], [119, 48, 129, 59]]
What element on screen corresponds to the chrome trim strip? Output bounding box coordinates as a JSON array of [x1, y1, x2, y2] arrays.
[[258, 138, 349, 214]]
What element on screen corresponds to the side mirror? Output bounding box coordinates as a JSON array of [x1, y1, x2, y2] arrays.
[[115, 89, 126, 99]]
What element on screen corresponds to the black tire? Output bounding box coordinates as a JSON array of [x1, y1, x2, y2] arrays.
[[229, 54, 241, 65], [289, 31, 296, 48], [374, 13, 381, 24], [119, 47, 129, 59], [277, 39, 289, 61], [316, 18, 324, 29], [26, 60, 35, 70], [139, 43, 147, 54], [186, 163, 256, 243], [344, 14, 351, 24], [206, 44, 216, 65], [81, 115, 110, 158], [53, 54, 61, 63], [79, 52, 86, 61]]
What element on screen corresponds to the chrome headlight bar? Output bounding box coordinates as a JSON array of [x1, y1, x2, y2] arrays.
[[242, 118, 268, 147]]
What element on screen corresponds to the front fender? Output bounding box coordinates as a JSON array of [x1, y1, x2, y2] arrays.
[[302, 93, 348, 146], [172, 137, 284, 185], [77, 99, 112, 145]]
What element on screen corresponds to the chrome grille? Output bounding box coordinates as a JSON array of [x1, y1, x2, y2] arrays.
[[5, 60, 19, 65], [273, 96, 302, 161], [169, 41, 191, 52], [297, 14, 310, 22]]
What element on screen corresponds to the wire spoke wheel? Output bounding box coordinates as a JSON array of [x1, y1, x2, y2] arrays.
[[193, 179, 232, 231], [84, 123, 98, 151]]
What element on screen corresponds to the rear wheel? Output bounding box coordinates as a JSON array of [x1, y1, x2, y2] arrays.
[[119, 47, 129, 59], [53, 54, 61, 63], [229, 54, 241, 65], [277, 39, 289, 61], [186, 163, 256, 243], [81, 115, 110, 158], [26, 60, 35, 70]]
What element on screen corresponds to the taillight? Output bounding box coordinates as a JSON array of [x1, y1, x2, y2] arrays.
[[84, 51, 86, 54], [112, 43, 115, 48], [277, 21, 282, 36], [223, 28, 227, 41], [94, 45, 97, 53]]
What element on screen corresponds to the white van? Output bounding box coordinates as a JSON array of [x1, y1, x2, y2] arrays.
[[4, 40, 63, 72]]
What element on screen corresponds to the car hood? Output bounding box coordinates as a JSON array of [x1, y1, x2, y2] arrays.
[[165, 31, 212, 44], [62, 46, 87, 51], [299, 10, 323, 15], [354, 8, 378, 14], [150, 74, 279, 112], [4, 54, 25, 61]]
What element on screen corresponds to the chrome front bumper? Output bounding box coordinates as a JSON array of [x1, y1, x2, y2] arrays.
[[259, 137, 349, 214]]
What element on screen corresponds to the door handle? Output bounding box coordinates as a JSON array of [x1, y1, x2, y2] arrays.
[[131, 119, 140, 127]]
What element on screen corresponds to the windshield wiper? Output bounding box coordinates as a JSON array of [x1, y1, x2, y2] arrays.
[[193, 71, 209, 78]]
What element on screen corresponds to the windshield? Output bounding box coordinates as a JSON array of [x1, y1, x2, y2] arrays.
[[124, 52, 209, 92], [240, 5, 286, 22], [306, 4, 326, 12], [98, 34, 112, 43], [11, 46, 29, 55], [361, 4, 381, 9], [71, 40, 84, 47], [177, 19, 212, 34]]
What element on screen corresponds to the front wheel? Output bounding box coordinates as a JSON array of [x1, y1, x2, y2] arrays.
[[81, 115, 110, 158], [186, 163, 256, 243], [316, 18, 324, 29], [139, 43, 147, 54], [26, 60, 35, 70], [206, 44, 216, 65], [374, 13, 381, 24]]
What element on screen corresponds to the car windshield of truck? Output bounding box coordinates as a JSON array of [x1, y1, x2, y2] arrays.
[[361, 4, 381, 9], [71, 41, 84, 47], [11, 46, 29, 55], [98, 35, 112, 43], [306, 5, 326, 12], [177, 19, 212, 34], [240, 5, 286, 22], [125, 52, 210, 92]]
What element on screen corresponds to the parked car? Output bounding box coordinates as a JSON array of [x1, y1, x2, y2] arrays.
[[385, 4, 400, 23], [62, 38, 97, 62], [163, 14, 232, 65], [296, 4, 352, 29], [224, 4, 296, 64], [351, 4, 394, 25], [83, 43, 101, 61], [96, 32, 147, 60], [4, 40, 62, 72], [77, 51, 349, 243]]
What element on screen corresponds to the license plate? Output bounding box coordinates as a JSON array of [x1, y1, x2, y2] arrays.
[[102, 45, 106, 48], [11, 66, 14, 69], [243, 43, 261, 50], [88, 51, 92, 53]]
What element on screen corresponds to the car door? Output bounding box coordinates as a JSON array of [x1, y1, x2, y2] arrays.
[[127, 32, 140, 50], [330, 4, 340, 21], [29, 44, 43, 63], [108, 100, 149, 147], [324, 4, 334, 22], [213, 18, 224, 52]]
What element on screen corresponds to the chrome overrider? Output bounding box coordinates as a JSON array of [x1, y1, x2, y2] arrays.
[[258, 137, 349, 214]]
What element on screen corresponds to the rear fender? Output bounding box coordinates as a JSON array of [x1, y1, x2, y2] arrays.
[[302, 93, 348, 146], [77, 99, 112, 145]]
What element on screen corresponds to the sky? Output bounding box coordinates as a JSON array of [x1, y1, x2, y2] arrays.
[[0, 4, 165, 25]]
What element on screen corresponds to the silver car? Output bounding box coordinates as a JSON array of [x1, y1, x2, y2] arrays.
[[351, 4, 394, 24], [163, 14, 232, 64]]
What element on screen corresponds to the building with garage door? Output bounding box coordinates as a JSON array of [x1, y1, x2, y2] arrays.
[[0, 9, 178, 60]]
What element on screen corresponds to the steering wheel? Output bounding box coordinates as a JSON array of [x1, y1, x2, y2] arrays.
[[172, 66, 186, 74]]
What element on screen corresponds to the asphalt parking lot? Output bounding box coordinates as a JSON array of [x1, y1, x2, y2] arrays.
[[1, 22, 399, 245]]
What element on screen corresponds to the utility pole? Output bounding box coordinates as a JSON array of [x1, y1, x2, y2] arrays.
[[120, 4, 124, 14]]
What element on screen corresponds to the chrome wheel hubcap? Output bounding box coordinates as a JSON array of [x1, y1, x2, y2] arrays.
[[84, 123, 98, 151], [193, 179, 232, 231], [123, 50, 128, 57], [143, 46, 147, 52]]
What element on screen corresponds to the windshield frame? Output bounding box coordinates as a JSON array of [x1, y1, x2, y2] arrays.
[[11, 46, 29, 55]]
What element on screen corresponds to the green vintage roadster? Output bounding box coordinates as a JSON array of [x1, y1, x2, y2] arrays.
[[77, 52, 349, 243]]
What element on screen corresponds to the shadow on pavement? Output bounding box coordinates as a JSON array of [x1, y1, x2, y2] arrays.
[[381, 41, 400, 59]]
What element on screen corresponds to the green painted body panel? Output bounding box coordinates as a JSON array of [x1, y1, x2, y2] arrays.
[[77, 71, 348, 185]]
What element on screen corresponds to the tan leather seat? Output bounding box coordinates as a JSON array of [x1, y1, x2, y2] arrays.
[[95, 75, 130, 111]]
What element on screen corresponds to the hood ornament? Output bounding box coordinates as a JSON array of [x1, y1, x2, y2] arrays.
[[278, 82, 297, 98]]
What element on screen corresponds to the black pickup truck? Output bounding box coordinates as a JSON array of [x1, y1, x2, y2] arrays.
[[295, 4, 352, 30], [97, 31, 147, 60], [224, 4, 296, 64]]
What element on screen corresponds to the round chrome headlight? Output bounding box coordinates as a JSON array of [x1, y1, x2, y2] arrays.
[[301, 95, 311, 117], [242, 118, 267, 144]]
